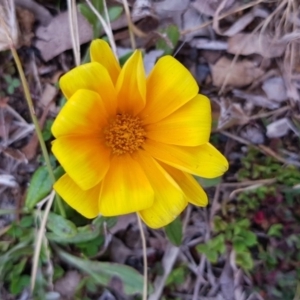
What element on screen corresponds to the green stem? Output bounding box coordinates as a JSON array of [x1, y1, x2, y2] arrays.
[[11, 47, 65, 218]]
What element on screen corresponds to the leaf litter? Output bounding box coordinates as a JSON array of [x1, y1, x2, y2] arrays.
[[1, 0, 300, 299]]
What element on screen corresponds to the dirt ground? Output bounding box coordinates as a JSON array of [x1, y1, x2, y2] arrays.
[[0, 0, 300, 299]]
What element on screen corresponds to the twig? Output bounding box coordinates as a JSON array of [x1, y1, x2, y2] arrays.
[[181, 0, 265, 36], [67, 0, 80, 66], [31, 190, 56, 292], [122, 0, 136, 50], [137, 214, 148, 300], [221, 178, 277, 188], [85, 0, 117, 57], [149, 206, 192, 300]]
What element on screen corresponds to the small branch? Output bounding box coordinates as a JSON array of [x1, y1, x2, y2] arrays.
[[137, 214, 148, 300]]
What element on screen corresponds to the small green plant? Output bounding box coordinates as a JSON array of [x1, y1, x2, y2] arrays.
[[4, 74, 20, 95]]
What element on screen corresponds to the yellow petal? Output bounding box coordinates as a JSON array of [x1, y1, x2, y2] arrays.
[[54, 174, 100, 219], [59, 62, 117, 115], [159, 162, 208, 206], [52, 136, 110, 190], [99, 154, 154, 216], [116, 51, 146, 115], [144, 140, 229, 178], [145, 94, 211, 146], [52, 89, 108, 138], [90, 39, 121, 84], [140, 55, 199, 124], [134, 151, 187, 229]]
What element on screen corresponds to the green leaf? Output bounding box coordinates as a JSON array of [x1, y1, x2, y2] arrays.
[[57, 249, 149, 295], [165, 217, 182, 246], [156, 24, 180, 55], [25, 166, 64, 210], [206, 250, 218, 263], [48, 216, 116, 244], [210, 234, 226, 254], [267, 224, 283, 237], [10, 275, 30, 295], [108, 6, 123, 22], [240, 230, 257, 247], [235, 219, 250, 229], [48, 224, 100, 243], [45, 212, 77, 238], [197, 176, 221, 188], [232, 236, 247, 253], [235, 251, 254, 270], [166, 266, 186, 286], [42, 119, 54, 141], [213, 216, 228, 232]]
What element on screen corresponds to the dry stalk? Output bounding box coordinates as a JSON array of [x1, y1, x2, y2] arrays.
[[67, 0, 80, 66]]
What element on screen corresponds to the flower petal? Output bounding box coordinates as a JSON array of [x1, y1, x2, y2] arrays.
[[54, 174, 100, 218], [99, 154, 154, 216], [145, 94, 211, 146], [59, 62, 117, 115], [116, 50, 146, 115], [52, 89, 108, 138], [134, 151, 187, 229], [159, 162, 208, 206], [140, 55, 199, 124], [144, 140, 229, 178], [52, 136, 110, 190], [90, 39, 121, 84]]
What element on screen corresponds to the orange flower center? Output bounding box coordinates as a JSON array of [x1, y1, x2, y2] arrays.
[[104, 113, 146, 155]]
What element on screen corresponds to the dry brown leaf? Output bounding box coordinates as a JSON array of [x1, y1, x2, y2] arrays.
[[266, 118, 300, 138], [54, 271, 81, 299], [39, 83, 58, 114], [191, 0, 235, 17], [218, 7, 269, 36], [153, 0, 189, 18], [210, 57, 264, 88], [262, 77, 287, 102], [2, 147, 28, 163], [15, 0, 52, 26], [217, 98, 249, 130], [228, 33, 286, 58], [35, 10, 93, 61], [232, 89, 281, 109], [180, 7, 209, 41], [16, 6, 35, 47], [189, 38, 227, 50], [240, 124, 265, 144]]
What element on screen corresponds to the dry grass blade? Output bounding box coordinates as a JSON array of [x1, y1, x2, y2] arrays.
[[31, 190, 56, 292], [67, 0, 80, 66], [0, 0, 18, 50], [85, 0, 117, 57]]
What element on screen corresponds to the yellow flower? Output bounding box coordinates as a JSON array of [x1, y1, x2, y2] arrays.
[[51, 39, 228, 228]]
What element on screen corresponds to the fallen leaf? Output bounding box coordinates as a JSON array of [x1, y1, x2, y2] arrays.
[[217, 98, 249, 130], [39, 83, 58, 113], [189, 38, 227, 50], [233, 90, 280, 109], [266, 118, 300, 138], [15, 0, 52, 26], [191, 0, 235, 17], [210, 57, 264, 88], [228, 33, 286, 58], [221, 7, 269, 36], [240, 124, 265, 145], [35, 10, 93, 61], [54, 271, 81, 299], [262, 77, 287, 102]]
